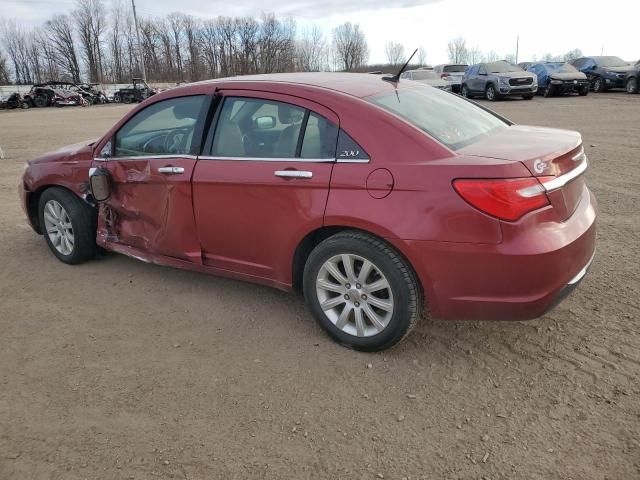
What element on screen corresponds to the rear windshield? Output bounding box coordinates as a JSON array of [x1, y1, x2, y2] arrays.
[[487, 61, 523, 73], [443, 65, 468, 73], [367, 86, 508, 151], [411, 70, 439, 80], [597, 56, 628, 67]]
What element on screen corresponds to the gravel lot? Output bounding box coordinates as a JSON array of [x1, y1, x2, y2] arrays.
[[1, 93, 639, 480]]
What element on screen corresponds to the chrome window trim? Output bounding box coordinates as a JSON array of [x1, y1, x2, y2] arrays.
[[197, 156, 335, 163], [542, 158, 588, 192], [94, 154, 198, 162]]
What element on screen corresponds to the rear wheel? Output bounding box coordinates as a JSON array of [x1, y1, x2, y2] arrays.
[[461, 85, 471, 98], [627, 77, 638, 94], [592, 77, 605, 92], [303, 231, 422, 351], [112, 93, 121, 103], [38, 188, 97, 265], [485, 84, 499, 101], [21, 101, 30, 109], [122, 94, 132, 104]]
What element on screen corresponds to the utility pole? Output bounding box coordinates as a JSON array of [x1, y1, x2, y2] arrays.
[[515, 35, 519, 64], [131, 0, 147, 81]]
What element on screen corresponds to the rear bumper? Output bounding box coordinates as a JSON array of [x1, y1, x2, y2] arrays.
[[396, 186, 597, 321]]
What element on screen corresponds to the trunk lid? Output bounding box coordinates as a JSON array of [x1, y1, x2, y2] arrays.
[[458, 125, 587, 220]]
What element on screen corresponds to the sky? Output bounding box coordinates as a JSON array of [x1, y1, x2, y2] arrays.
[[2, 0, 639, 65]]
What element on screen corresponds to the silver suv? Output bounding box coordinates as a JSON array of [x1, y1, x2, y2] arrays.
[[462, 61, 538, 101]]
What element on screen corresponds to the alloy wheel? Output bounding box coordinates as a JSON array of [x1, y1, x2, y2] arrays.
[[486, 85, 495, 101], [315, 254, 394, 338], [627, 78, 638, 94], [43, 200, 75, 256]]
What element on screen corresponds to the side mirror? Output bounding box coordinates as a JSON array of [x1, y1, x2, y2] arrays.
[[255, 116, 276, 130], [89, 167, 111, 202]]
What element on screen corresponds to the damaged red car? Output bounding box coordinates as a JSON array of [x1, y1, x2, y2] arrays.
[[19, 73, 596, 351]]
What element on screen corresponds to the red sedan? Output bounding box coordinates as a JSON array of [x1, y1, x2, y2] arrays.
[[19, 73, 596, 351]]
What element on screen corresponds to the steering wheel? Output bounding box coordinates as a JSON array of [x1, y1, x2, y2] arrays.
[[163, 128, 188, 154]]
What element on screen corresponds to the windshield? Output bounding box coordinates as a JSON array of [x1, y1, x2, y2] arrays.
[[545, 63, 578, 73], [597, 56, 628, 67], [411, 70, 439, 80], [443, 65, 468, 73], [367, 86, 508, 151], [487, 61, 523, 73]]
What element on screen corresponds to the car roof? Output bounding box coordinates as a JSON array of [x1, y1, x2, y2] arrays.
[[187, 72, 413, 99]]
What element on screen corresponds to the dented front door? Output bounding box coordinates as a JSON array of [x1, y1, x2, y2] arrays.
[[94, 94, 208, 263]]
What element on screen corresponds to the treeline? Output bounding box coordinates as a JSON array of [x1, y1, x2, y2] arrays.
[[0, 0, 369, 84]]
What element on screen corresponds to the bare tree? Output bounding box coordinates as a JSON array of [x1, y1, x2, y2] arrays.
[[259, 14, 296, 74], [484, 50, 499, 63], [236, 17, 259, 75], [0, 49, 10, 83], [74, 0, 105, 82], [296, 25, 327, 72], [332, 22, 368, 71], [468, 46, 483, 64], [182, 15, 203, 80], [0, 20, 33, 84], [563, 48, 583, 63], [447, 36, 468, 64], [384, 41, 405, 65], [505, 53, 516, 64], [45, 15, 81, 82]]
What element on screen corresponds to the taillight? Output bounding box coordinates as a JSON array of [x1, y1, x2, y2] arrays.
[[441, 72, 450, 78], [453, 177, 553, 221]]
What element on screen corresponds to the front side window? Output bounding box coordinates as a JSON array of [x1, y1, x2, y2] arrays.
[[114, 96, 204, 157], [211, 97, 338, 159], [367, 86, 508, 151]]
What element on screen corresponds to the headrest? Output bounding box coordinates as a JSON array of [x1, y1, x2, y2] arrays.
[[278, 104, 297, 124]]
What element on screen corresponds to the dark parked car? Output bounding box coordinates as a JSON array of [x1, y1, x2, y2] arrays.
[[23, 83, 84, 108], [20, 73, 595, 351], [571, 56, 633, 92], [0, 92, 29, 109], [624, 64, 640, 94], [399, 68, 451, 91], [527, 62, 589, 97], [433, 64, 468, 93], [112, 78, 156, 104], [462, 61, 538, 101]]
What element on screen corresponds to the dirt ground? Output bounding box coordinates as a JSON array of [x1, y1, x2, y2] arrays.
[[0, 93, 639, 480]]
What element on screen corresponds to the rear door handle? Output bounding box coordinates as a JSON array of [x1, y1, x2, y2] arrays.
[[158, 166, 185, 174], [274, 170, 313, 179]]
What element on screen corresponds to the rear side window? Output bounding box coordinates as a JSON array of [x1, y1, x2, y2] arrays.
[[115, 96, 205, 157], [336, 130, 369, 161], [210, 96, 338, 159], [367, 86, 508, 150]]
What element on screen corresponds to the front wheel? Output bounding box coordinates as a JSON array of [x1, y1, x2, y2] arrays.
[[303, 231, 422, 351], [522, 94, 534, 100], [627, 77, 638, 94], [38, 188, 98, 265], [485, 84, 499, 101], [592, 77, 605, 92], [543, 85, 555, 98], [112, 94, 121, 103]]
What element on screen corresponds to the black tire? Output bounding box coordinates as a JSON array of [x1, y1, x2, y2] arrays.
[[303, 231, 423, 352], [592, 76, 606, 92], [579, 86, 589, 96], [627, 77, 639, 94], [522, 94, 534, 100], [34, 95, 48, 108], [122, 94, 132, 104], [21, 101, 30, 109], [485, 84, 499, 101], [543, 85, 555, 98], [461, 84, 471, 98], [113, 94, 121, 103], [38, 187, 97, 265]]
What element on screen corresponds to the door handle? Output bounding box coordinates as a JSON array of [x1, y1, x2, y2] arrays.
[[274, 170, 313, 179], [158, 166, 185, 174]]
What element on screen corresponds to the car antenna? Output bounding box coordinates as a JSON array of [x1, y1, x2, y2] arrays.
[[382, 49, 418, 83]]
